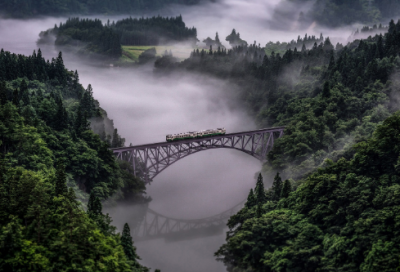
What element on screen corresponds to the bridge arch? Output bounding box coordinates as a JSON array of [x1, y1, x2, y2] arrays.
[[112, 127, 285, 183]]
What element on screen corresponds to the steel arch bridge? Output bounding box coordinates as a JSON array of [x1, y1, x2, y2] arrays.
[[112, 127, 285, 183], [132, 201, 245, 241]]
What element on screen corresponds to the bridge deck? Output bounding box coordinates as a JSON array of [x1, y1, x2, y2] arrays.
[[111, 126, 286, 151]]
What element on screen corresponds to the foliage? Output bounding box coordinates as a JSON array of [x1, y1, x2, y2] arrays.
[[0, 161, 147, 271], [0, 48, 144, 200], [201, 18, 400, 271], [121, 223, 143, 270], [225, 29, 248, 47], [216, 112, 400, 271], [39, 16, 197, 59], [0, 48, 149, 270], [158, 19, 400, 180], [116, 15, 197, 46], [39, 18, 122, 59], [203, 32, 224, 48], [264, 33, 326, 56]]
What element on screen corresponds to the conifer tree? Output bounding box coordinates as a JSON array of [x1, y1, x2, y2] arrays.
[[272, 172, 283, 201], [55, 52, 66, 84], [73, 70, 79, 90], [256, 203, 263, 218], [328, 53, 335, 71], [55, 161, 68, 196], [55, 97, 68, 130], [281, 179, 292, 198], [322, 81, 330, 98], [215, 32, 220, 45], [19, 80, 29, 105], [255, 173, 267, 204], [12, 88, 19, 106], [245, 188, 256, 208], [87, 192, 103, 220], [121, 223, 141, 266], [0, 81, 6, 105]]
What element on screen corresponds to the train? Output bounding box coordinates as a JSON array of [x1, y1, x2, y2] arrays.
[[166, 128, 226, 142]]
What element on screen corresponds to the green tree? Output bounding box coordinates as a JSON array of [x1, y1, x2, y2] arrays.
[[12, 88, 19, 105], [19, 79, 29, 105], [0, 81, 6, 105], [255, 173, 267, 204], [271, 172, 282, 201], [245, 188, 256, 208], [121, 223, 142, 269], [281, 179, 292, 198], [54, 161, 68, 196], [87, 192, 102, 220]]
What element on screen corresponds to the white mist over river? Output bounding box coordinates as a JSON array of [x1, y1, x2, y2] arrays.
[[0, 1, 356, 270]]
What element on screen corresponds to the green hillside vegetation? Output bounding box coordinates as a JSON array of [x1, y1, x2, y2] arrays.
[[264, 33, 327, 56], [0, 49, 149, 270], [116, 16, 197, 46], [156, 19, 400, 180], [0, 0, 202, 18], [216, 113, 400, 271], [154, 19, 400, 270], [0, 48, 146, 200], [291, 0, 400, 27], [39, 18, 122, 59], [39, 16, 197, 60]]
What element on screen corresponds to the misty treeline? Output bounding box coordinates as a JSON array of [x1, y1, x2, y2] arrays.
[[0, 0, 202, 17], [291, 0, 400, 27], [155, 19, 400, 270], [264, 33, 329, 56], [203, 30, 247, 49], [0, 48, 152, 271], [39, 16, 197, 59], [116, 16, 197, 46]]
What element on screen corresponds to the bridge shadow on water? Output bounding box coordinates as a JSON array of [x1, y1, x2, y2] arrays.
[[132, 200, 245, 243]]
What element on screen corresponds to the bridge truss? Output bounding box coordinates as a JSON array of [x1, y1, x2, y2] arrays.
[[112, 127, 285, 183]]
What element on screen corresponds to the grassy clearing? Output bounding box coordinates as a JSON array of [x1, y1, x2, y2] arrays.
[[121, 45, 196, 62]]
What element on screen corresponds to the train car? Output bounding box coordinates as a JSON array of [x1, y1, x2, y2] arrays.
[[166, 128, 226, 142]]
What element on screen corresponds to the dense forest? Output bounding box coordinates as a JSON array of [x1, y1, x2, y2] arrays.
[[154, 19, 400, 270], [0, 0, 203, 17], [0, 49, 149, 270], [38, 16, 197, 59], [39, 18, 122, 59], [116, 16, 197, 46], [264, 33, 326, 55], [304, 0, 400, 27], [216, 114, 400, 271]]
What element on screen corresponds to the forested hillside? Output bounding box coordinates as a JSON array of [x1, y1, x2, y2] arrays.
[[116, 16, 197, 46], [0, 48, 150, 271], [157, 19, 400, 181], [215, 113, 400, 271], [0, 0, 202, 17], [296, 0, 400, 27], [38, 16, 197, 59], [39, 18, 122, 59], [156, 17, 400, 271], [0, 48, 146, 200]]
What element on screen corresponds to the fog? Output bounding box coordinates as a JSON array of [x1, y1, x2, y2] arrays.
[[0, 1, 366, 271]]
